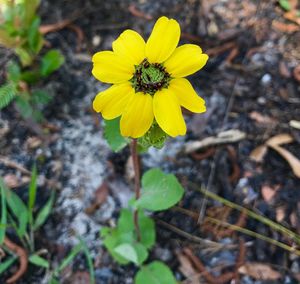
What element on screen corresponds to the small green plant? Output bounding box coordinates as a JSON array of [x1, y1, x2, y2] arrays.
[[0, 166, 55, 275], [100, 120, 183, 283], [49, 237, 95, 284], [0, 0, 64, 120]]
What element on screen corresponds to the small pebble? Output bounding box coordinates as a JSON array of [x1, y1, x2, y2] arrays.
[[261, 73, 272, 86], [92, 35, 102, 47]]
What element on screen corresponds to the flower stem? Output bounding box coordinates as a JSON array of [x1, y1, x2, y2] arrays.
[[131, 139, 141, 241]]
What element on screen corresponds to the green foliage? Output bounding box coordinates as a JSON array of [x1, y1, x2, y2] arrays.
[[279, 0, 291, 11], [0, 179, 7, 244], [104, 117, 129, 152], [138, 122, 167, 150], [5, 185, 29, 237], [33, 192, 55, 230], [41, 50, 65, 77], [0, 256, 17, 274], [0, 167, 54, 251], [114, 243, 148, 265], [135, 261, 177, 284], [0, 168, 62, 278], [101, 166, 182, 281], [101, 209, 155, 265], [50, 239, 94, 283], [28, 17, 43, 54], [0, 83, 17, 109], [0, 1, 64, 120], [29, 254, 49, 268], [135, 168, 184, 211]]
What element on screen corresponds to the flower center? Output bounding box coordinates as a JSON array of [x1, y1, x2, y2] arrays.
[[131, 59, 171, 95]]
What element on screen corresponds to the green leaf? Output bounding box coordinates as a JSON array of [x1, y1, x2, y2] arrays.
[[0, 256, 17, 274], [136, 169, 184, 211], [279, 0, 291, 11], [29, 254, 49, 268], [0, 83, 17, 109], [77, 237, 95, 284], [135, 261, 177, 284], [114, 243, 148, 265], [5, 187, 29, 237], [101, 209, 154, 265], [138, 211, 155, 249], [23, 0, 41, 26], [28, 16, 43, 53], [33, 192, 54, 230], [0, 179, 7, 244], [28, 164, 37, 216], [104, 118, 129, 152], [15, 94, 33, 118], [31, 90, 52, 105], [53, 243, 82, 276], [20, 70, 41, 84], [15, 47, 33, 67], [114, 243, 138, 264], [7, 61, 21, 83], [40, 50, 64, 77]]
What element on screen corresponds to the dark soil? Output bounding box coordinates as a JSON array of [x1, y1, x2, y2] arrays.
[[1, 0, 300, 283]]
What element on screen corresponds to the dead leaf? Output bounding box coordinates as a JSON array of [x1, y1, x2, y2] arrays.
[[272, 20, 299, 33], [177, 252, 200, 284], [85, 182, 109, 215], [250, 145, 268, 162], [238, 262, 282, 280], [184, 129, 246, 153], [249, 111, 277, 126], [268, 144, 300, 178], [26, 136, 42, 149], [284, 11, 300, 26], [266, 133, 294, 147]]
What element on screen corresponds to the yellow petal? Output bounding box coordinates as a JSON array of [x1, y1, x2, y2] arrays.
[[153, 88, 186, 137], [168, 78, 206, 113], [120, 93, 154, 138], [93, 83, 134, 119], [145, 16, 180, 63], [112, 29, 146, 65], [164, 44, 209, 77], [92, 51, 134, 83]]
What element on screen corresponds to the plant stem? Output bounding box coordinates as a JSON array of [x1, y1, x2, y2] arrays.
[[131, 139, 141, 241]]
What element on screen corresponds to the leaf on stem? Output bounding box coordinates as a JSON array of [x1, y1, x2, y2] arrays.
[[136, 168, 184, 211], [135, 261, 177, 284]]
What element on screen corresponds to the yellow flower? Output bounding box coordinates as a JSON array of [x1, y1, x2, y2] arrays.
[[92, 16, 208, 138]]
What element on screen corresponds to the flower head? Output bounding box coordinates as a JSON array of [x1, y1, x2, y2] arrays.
[[92, 16, 208, 138]]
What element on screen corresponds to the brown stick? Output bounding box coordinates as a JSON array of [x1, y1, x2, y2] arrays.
[[4, 237, 28, 283], [130, 139, 141, 241]]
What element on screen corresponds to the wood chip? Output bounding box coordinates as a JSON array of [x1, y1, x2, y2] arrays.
[[266, 133, 294, 147], [238, 262, 282, 280], [289, 120, 300, 130], [184, 129, 246, 154], [249, 111, 277, 126], [249, 145, 268, 162]]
